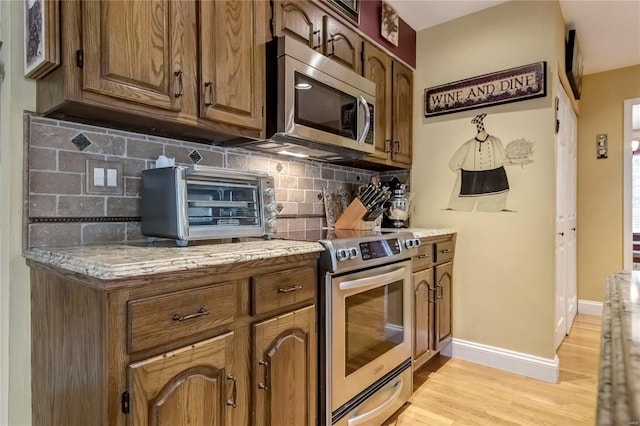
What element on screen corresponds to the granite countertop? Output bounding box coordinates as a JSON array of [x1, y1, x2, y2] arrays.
[[597, 270, 640, 424], [24, 239, 325, 281], [23, 227, 455, 281]]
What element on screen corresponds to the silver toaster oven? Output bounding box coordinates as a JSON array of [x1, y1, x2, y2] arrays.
[[141, 165, 276, 246]]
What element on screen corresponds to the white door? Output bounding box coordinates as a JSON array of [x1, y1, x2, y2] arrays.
[[555, 80, 578, 350]]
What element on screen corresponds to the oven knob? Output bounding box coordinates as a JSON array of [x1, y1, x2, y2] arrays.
[[348, 247, 359, 259], [336, 249, 349, 261], [264, 187, 275, 198], [266, 218, 277, 229], [404, 238, 420, 248], [266, 203, 277, 213]]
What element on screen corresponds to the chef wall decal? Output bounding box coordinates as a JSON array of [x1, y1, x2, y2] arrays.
[[447, 113, 534, 212]]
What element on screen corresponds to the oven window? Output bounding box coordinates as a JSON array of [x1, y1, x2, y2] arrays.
[[294, 72, 357, 140], [345, 279, 404, 375]]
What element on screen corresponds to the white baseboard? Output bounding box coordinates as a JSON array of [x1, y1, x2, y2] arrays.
[[440, 338, 559, 383], [578, 299, 603, 316]]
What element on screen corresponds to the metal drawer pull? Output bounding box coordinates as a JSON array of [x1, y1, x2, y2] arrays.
[[440, 249, 451, 253], [258, 360, 269, 390], [436, 284, 443, 299], [203, 81, 214, 106], [278, 285, 302, 293], [226, 374, 237, 408], [171, 307, 209, 322], [418, 254, 431, 259]]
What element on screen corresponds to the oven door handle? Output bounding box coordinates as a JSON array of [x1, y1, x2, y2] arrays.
[[356, 95, 371, 146], [347, 377, 404, 426], [339, 267, 406, 292]]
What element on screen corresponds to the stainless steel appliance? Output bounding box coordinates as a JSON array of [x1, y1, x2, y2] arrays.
[[248, 36, 375, 161], [316, 230, 420, 426], [141, 165, 276, 246]]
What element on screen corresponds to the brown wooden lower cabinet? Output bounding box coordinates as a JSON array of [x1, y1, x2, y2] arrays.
[[412, 234, 455, 371], [28, 252, 319, 426], [253, 305, 316, 426]]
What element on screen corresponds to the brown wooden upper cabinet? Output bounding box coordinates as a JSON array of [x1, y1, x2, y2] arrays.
[[199, 0, 266, 131], [272, 0, 363, 74], [363, 42, 413, 167], [82, 0, 198, 114]]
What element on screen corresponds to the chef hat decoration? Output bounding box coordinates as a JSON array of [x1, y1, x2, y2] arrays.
[[471, 113, 487, 132]]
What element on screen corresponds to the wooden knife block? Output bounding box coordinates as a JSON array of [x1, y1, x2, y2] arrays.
[[333, 199, 379, 230]]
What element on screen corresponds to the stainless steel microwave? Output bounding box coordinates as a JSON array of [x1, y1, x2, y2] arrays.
[[258, 36, 376, 161], [141, 166, 276, 246]]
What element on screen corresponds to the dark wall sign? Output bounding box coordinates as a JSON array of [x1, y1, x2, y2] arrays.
[[424, 62, 547, 117]]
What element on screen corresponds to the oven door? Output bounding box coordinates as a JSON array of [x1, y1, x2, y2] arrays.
[[330, 260, 412, 412]]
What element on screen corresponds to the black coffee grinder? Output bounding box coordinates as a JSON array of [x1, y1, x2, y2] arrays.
[[382, 176, 411, 228]]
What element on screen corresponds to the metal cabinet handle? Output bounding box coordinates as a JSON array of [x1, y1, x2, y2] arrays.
[[171, 307, 209, 322], [385, 140, 392, 153], [258, 360, 269, 390], [418, 254, 431, 259], [226, 374, 237, 408], [436, 284, 443, 299], [278, 285, 302, 293], [313, 30, 321, 50], [440, 249, 451, 254], [327, 37, 335, 57], [428, 285, 436, 303], [173, 70, 183, 98], [203, 81, 214, 106], [393, 140, 400, 153]]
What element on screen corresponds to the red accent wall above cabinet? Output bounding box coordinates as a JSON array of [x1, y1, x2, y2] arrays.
[[359, 0, 416, 68]]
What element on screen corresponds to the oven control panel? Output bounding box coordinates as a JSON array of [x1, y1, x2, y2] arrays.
[[359, 238, 401, 261]]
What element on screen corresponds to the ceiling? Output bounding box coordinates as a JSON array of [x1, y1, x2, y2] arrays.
[[385, 0, 640, 75]]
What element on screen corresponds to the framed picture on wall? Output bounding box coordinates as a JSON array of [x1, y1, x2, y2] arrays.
[[381, 2, 399, 46], [24, 0, 60, 79], [565, 29, 583, 100]]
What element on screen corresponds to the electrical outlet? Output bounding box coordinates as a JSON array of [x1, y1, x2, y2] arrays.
[[86, 160, 124, 194]]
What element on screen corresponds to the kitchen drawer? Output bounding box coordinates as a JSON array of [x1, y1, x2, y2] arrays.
[[413, 242, 435, 271], [128, 282, 236, 353], [251, 266, 316, 316], [435, 240, 454, 263]]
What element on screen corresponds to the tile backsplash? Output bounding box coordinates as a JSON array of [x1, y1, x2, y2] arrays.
[[24, 114, 408, 248]]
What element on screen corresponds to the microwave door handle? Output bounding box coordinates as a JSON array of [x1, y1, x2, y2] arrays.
[[356, 95, 371, 145]]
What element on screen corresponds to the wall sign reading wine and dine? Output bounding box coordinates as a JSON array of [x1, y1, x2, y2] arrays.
[[424, 62, 546, 117]]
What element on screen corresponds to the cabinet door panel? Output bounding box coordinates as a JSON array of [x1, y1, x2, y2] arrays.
[[83, 0, 197, 112], [199, 0, 265, 130], [323, 16, 362, 74], [413, 268, 434, 362], [253, 305, 316, 426], [272, 1, 322, 50], [391, 61, 413, 165], [363, 42, 392, 160], [435, 262, 453, 350], [128, 332, 236, 426]]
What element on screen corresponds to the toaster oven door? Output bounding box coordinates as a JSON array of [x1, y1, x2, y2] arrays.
[[186, 179, 265, 239]]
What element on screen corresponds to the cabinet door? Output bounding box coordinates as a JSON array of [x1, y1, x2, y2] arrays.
[[435, 262, 453, 351], [272, 0, 323, 50], [323, 15, 362, 74], [363, 42, 392, 161], [253, 305, 316, 426], [128, 332, 238, 426], [83, 0, 197, 113], [391, 61, 413, 165], [413, 268, 435, 364], [199, 0, 265, 130]]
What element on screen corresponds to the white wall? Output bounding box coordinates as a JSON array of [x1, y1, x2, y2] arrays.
[[412, 0, 563, 359], [0, 1, 36, 424]]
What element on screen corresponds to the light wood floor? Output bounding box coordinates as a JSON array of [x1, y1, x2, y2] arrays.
[[386, 314, 601, 426]]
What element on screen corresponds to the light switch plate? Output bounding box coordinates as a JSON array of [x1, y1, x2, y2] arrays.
[[86, 159, 124, 194]]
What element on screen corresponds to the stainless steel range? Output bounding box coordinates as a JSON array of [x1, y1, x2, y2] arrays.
[[316, 230, 420, 426]]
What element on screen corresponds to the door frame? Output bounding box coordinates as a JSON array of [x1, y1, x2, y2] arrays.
[[623, 98, 640, 270]]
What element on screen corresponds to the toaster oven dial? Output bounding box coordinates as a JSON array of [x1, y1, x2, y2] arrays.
[[264, 187, 275, 198]]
